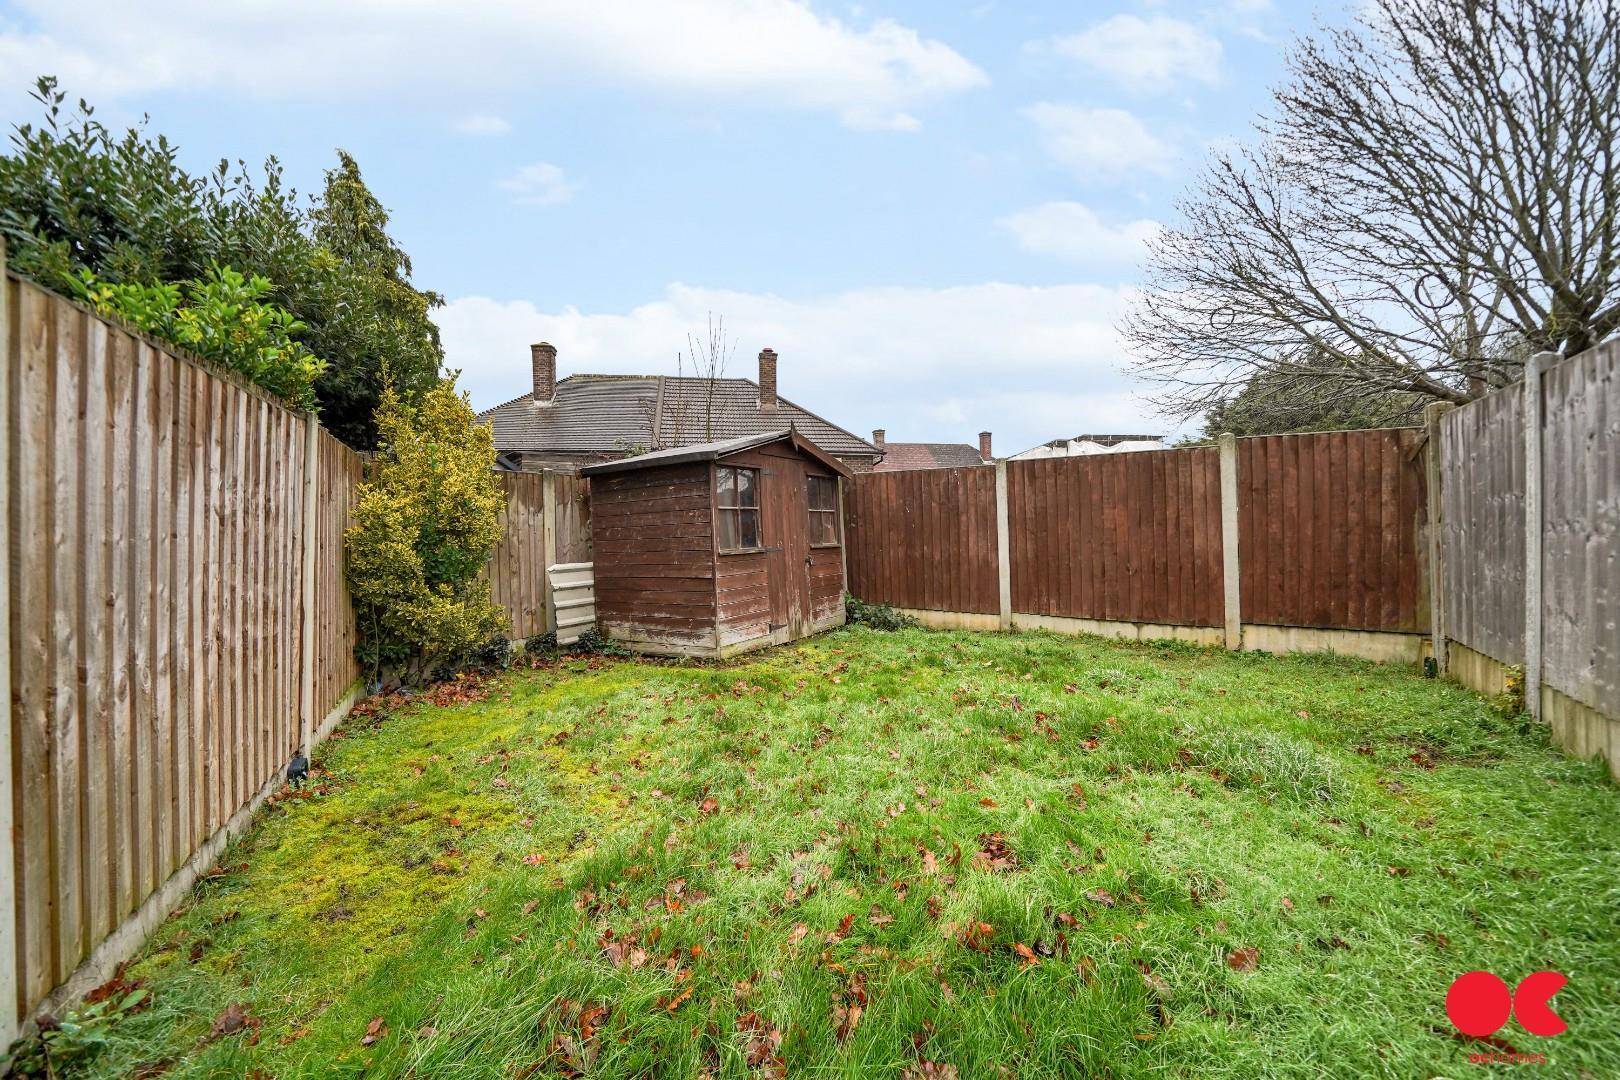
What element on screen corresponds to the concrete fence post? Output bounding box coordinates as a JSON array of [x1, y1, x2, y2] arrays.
[[542, 472, 559, 634], [1217, 433, 1243, 650], [299, 412, 319, 755], [994, 459, 1012, 630], [1524, 352, 1556, 721], [1, 238, 20, 1051], [1423, 402, 1455, 672]]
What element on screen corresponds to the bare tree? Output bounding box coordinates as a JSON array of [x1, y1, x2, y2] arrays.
[[667, 312, 735, 444], [1124, 0, 1620, 421]]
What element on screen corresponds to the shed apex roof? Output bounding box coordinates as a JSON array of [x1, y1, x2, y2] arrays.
[[579, 428, 854, 479]]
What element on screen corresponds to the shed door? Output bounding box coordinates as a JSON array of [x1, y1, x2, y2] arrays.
[[765, 456, 813, 638]]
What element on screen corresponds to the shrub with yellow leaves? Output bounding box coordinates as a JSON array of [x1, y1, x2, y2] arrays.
[[346, 377, 506, 684]]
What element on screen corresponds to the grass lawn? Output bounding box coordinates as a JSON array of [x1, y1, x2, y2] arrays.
[[52, 627, 1620, 1078]]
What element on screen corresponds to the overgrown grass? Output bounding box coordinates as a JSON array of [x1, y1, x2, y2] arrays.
[[49, 628, 1620, 1078]]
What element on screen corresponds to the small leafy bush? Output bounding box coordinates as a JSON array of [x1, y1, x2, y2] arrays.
[[568, 629, 631, 657], [8, 986, 148, 1077], [466, 635, 512, 670], [525, 631, 559, 656], [66, 263, 327, 410], [346, 379, 506, 684], [845, 594, 918, 631]]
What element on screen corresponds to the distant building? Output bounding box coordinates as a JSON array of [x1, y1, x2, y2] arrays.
[[1008, 433, 1166, 460], [478, 344, 881, 472], [870, 429, 992, 472]]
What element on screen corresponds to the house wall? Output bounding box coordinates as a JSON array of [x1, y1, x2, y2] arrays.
[[589, 462, 718, 652]]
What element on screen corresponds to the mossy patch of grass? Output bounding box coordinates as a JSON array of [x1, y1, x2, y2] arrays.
[[60, 628, 1620, 1078]]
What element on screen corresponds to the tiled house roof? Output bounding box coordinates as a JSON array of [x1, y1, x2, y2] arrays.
[[873, 442, 985, 471], [478, 375, 879, 461]]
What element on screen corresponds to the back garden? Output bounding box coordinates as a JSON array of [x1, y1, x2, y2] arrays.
[[42, 626, 1620, 1078]]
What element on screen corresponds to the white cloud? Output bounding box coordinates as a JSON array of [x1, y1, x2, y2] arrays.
[[1022, 103, 1176, 181], [434, 280, 1174, 451], [0, 0, 987, 131], [999, 201, 1160, 270], [497, 162, 580, 206], [454, 113, 512, 136], [1046, 15, 1222, 94]]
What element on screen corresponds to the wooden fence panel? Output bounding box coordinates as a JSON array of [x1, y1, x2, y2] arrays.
[[490, 472, 548, 638], [1440, 390, 1525, 663], [845, 467, 999, 615], [1238, 429, 1429, 633], [2, 274, 326, 1021], [554, 472, 592, 564], [1007, 449, 1223, 626], [313, 428, 363, 709], [1541, 340, 1620, 719]]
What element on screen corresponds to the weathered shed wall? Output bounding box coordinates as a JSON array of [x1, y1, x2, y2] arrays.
[[590, 462, 717, 650]]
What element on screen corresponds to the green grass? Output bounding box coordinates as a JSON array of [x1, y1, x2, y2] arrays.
[[49, 627, 1620, 1078]]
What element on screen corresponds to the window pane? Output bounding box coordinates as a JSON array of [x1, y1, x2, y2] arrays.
[[740, 509, 761, 549], [717, 467, 737, 507], [718, 509, 738, 550], [809, 476, 836, 512], [735, 467, 758, 508]]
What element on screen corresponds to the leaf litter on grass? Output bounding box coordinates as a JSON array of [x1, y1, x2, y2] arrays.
[[62, 628, 1620, 1079]]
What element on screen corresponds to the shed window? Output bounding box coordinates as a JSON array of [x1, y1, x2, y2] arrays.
[[807, 475, 839, 546], [716, 466, 761, 551]]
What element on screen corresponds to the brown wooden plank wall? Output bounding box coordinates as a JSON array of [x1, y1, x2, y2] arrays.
[[1237, 429, 1429, 633], [3, 274, 317, 1016], [590, 462, 717, 647], [489, 472, 547, 638], [844, 466, 999, 614], [1007, 449, 1223, 626], [1440, 388, 1525, 664], [1540, 340, 1619, 718]]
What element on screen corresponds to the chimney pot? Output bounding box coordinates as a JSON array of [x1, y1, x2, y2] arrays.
[[531, 342, 557, 404], [758, 348, 778, 412], [872, 428, 886, 448], [979, 431, 993, 461]]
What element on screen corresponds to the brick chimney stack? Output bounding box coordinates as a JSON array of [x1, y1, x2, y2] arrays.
[[872, 429, 886, 448], [758, 348, 778, 412], [531, 342, 557, 404], [979, 431, 993, 461]]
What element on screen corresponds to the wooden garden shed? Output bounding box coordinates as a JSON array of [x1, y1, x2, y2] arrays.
[[580, 429, 850, 658]]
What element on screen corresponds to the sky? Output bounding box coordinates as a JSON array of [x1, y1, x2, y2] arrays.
[[0, 0, 1337, 455]]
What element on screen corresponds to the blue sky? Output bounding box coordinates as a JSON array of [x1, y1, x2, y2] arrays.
[[0, 0, 1333, 453]]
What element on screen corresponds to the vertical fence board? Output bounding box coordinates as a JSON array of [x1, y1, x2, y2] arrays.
[[79, 317, 110, 948]]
